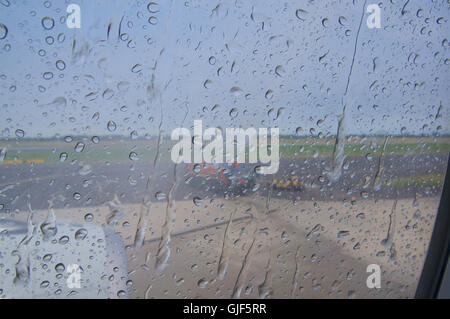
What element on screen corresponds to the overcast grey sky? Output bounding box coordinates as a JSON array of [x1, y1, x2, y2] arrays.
[[0, 0, 449, 138]]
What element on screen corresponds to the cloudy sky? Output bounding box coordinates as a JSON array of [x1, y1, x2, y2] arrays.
[[0, 0, 448, 138]]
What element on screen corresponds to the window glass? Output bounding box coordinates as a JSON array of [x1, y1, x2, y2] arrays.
[[0, 0, 449, 298]]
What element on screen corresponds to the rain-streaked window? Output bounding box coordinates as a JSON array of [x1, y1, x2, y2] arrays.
[[0, 0, 449, 299]]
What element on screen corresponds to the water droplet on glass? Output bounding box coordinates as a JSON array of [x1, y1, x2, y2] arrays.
[[15, 129, 24, 138], [204, 79, 212, 89], [74, 142, 85, 153], [75, 228, 88, 240], [43, 72, 53, 80], [337, 231, 349, 239], [148, 16, 158, 25], [59, 152, 67, 162], [129, 152, 139, 161], [55, 60, 66, 71], [229, 108, 238, 118], [155, 192, 166, 200], [0, 24, 7, 39], [55, 263, 65, 273], [193, 197, 203, 206], [41, 16, 54, 30], [45, 36, 54, 45], [102, 88, 114, 100], [131, 64, 142, 73], [295, 9, 308, 21], [59, 235, 69, 244], [230, 86, 242, 96], [107, 120, 117, 132], [197, 278, 208, 288], [275, 65, 285, 77]]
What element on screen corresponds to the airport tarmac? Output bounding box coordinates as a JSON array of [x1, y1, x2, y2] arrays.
[[5, 194, 439, 299]]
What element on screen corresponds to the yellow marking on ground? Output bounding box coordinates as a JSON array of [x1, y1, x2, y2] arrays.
[[26, 159, 45, 164], [0, 159, 45, 165], [0, 160, 23, 165]]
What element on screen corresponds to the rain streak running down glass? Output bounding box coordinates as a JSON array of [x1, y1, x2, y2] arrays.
[[0, 0, 449, 298]]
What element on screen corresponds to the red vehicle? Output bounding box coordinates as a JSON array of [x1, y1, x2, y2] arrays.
[[185, 162, 256, 195]]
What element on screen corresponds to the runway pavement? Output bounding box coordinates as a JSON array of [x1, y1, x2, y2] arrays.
[[0, 153, 447, 212], [0, 149, 447, 298], [3, 195, 440, 298]]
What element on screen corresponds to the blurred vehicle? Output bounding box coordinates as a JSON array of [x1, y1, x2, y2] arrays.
[[272, 176, 303, 191], [184, 162, 256, 196], [220, 162, 257, 196]]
